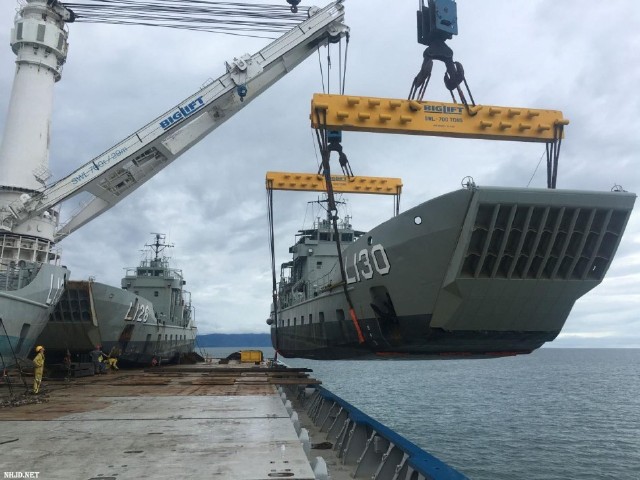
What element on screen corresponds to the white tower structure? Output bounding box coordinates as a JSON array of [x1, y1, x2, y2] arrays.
[[0, 0, 74, 263]]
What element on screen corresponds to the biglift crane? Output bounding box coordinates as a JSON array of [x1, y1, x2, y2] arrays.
[[0, 1, 349, 244]]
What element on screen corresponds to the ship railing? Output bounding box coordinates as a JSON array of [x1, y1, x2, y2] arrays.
[[278, 294, 293, 309], [277, 385, 468, 480], [0, 270, 17, 291], [124, 266, 183, 280], [278, 266, 348, 307], [278, 274, 339, 308], [1, 233, 60, 265], [0, 260, 40, 291]]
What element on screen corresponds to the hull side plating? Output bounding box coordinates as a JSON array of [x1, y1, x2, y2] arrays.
[[0, 262, 67, 366]]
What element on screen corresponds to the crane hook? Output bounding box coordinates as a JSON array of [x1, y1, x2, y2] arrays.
[[286, 0, 301, 13], [236, 85, 248, 102]]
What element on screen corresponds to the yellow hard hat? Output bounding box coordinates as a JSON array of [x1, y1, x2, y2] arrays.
[[35, 345, 44, 352]]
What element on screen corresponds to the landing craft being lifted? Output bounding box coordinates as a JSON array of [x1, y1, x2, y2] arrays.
[[268, 182, 635, 360], [267, 0, 636, 360]]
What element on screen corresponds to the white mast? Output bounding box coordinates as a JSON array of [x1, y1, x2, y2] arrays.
[[0, 0, 73, 261]]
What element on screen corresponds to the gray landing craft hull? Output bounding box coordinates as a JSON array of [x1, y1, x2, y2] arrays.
[[41, 281, 196, 365], [0, 263, 67, 366], [40, 235, 197, 365], [272, 187, 636, 359]]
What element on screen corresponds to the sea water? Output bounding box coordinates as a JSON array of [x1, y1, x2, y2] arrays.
[[200, 347, 640, 479]]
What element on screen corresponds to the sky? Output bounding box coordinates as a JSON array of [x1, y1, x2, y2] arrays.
[[0, 0, 638, 347]]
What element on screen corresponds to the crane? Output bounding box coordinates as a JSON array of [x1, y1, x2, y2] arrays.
[[2, 1, 348, 242]]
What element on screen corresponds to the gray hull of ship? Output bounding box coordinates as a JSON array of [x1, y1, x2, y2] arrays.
[[0, 263, 67, 366], [40, 281, 196, 365], [272, 186, 636, 359]]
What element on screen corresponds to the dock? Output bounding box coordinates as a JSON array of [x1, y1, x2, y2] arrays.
[[0, 361, 466, 479]]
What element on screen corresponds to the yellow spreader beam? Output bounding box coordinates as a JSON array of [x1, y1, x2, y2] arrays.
[[266, 171, 402, 195], [310, 93, 569, 142]]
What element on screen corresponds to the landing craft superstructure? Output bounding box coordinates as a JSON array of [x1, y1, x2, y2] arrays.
[[40, 234, 196, 365]]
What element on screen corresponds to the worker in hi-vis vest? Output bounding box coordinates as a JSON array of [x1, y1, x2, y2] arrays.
[[33, 345, 45, 394]]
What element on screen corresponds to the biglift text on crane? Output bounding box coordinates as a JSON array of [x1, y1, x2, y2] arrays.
[[159, 96, 205, 130]]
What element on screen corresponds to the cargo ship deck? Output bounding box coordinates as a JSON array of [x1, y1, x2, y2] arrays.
[[0, 360, 466, 479]]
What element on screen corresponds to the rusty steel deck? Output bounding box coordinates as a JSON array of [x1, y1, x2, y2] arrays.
[[0, 362, 329, 480]]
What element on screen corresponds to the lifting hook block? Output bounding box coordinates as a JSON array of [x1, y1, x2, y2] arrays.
[[236, 85, 248, 101], [286, 0, 301, 14]]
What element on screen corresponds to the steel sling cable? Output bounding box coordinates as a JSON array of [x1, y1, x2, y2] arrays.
[[313, 108, 365, 345], [317, 46, 326, 94], [266, 184, 280, 360], [335, 33, 350, 96], [66, 0, 307, 38], [527, 149, 546, 188], [326, 36, 331, 96], [551, 124, 564, 189], [546, 141, 552, 188], [545, 123, 564, 189], [341, 32, 349, 95], [338, 35, 342, 94]]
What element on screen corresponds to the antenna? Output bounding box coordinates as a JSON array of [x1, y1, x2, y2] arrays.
[[146, 233, 173, 262]]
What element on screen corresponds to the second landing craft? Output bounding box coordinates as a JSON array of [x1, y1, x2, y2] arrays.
[[40, 234, 197, 365], [270, 186, 635, 359]]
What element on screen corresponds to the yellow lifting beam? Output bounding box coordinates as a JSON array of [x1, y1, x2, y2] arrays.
[[266, 171, 402, 195], [310, 93, 569, 143]]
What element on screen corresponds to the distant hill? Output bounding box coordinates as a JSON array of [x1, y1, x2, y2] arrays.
[[197, 333, 271, 348]]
